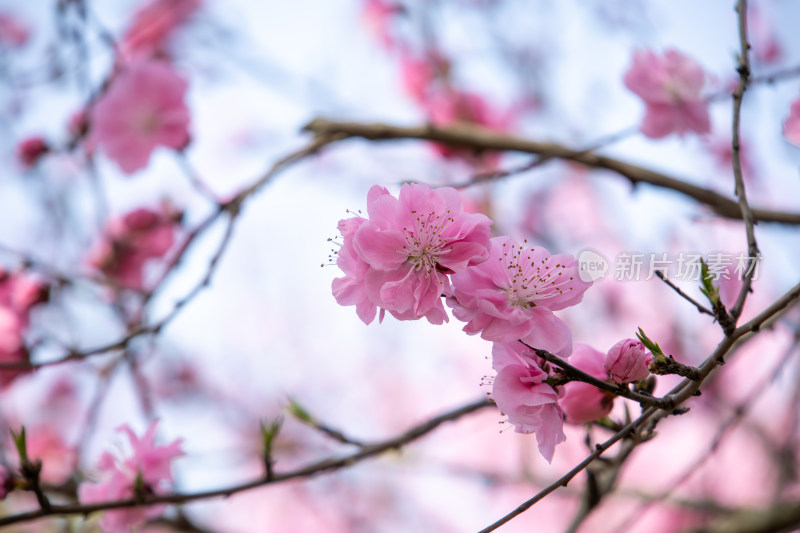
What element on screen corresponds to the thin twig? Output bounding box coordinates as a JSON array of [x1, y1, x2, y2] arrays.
[[655, 271, 714, 316], [0, 137, 338, 372], [728, 0, 760, 323], [478, 408, 656, 533], [0, 398, 493, 527]]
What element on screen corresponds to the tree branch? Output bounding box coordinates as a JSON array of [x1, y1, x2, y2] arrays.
[[303, 119, 800, 225], [525, 343, 673, 409], [0, 398, 493, 528], [728, 0, 760, 323]]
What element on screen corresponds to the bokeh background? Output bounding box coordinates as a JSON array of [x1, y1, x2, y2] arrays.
[[1, 0, 800, 531]]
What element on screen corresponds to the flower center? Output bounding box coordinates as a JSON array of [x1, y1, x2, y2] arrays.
[[401, 208, 454, 273], [501, 241, 573, 308], [135, 107, 161, 135]]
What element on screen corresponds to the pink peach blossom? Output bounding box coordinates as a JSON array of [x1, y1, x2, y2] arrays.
[[90, 60, 190, 174], [624, 48, 711, 138], [78, 420, 184, 533], [604, 338, 652, 383], [491, 341, 565, 462], [423, 89, 513, 165], [0, 13, 29, 48], [331, 217, 376, 324], [0, 270, 48, 388], [398, 53, 437, 104], [782, 97, 800, 147], [0, 464, 11, 500], [68, 108, 90, 138], [713, 260, 744, 310], [16, 136, 49, 168], [120, 0, 201, 62], [559, 344, 615, 423], [750, 6, 782, 65], [448, 236, 590, 356], [21, 426, 76, 485], [705, 136, 755, 183], [332, 183, 492, 324], [0, 308, 27, 389], [0, 308, 23, 355], [362, 0, 400, 50], [88, 206, 181, 291]]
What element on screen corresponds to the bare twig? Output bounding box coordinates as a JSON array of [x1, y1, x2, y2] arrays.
[[0, 398, 493, 528], [0, 137, 337, 372], [655, 271, 714, 316], [478, 408, 656, 533], [728, 0, 760, 323]]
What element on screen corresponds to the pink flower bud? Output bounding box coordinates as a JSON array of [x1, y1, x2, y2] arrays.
[[604, 338, 652, 383], [559, 344, 615, 423], [16, 137, 49, 168]]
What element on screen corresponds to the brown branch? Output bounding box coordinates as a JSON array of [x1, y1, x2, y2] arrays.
[[655, 271, 714, 317], [478, 408, 657, 533], [612, 333, 800, 531], [0, 137, 337, 372], [484, 280, 800, 530], [526, 344, 673, 409], [728, 0, 760, 323], [682, 501, 800, 533], [303, 119, 800, 225], [0, 398, 493, 528]]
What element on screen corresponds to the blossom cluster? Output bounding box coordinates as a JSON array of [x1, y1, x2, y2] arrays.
[[332, 183, 659, 460], [331, 184, 661, 461], [78, 421, 184, 533]]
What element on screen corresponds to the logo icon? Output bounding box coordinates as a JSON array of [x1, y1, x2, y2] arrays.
[[578, 249, 609, 282]]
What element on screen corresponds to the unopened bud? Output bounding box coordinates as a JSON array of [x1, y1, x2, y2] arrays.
[[605, 339, 652, 383]]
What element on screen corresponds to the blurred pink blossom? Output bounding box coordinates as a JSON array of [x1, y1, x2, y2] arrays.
[[491, 341, 565, 462], [398, 53, 437, 104], [68, 108, 90, 138], [0, 318, 26, 388], [90, 60, 190, 174], [559, 344, 614, 423], [424, 89, 513, 166], [604, 338, 652, 383], [362, 0, 401, 50], [22, 426, 76, 485], [0, 13, 29, 48], [16, 137, 49, 168], [0, 464, 11, 500], [78, 421, 184, 533], [120, 0, 201, 62], [714, 261, 744, 310], [705, 136, 755, 183], [782, 97, 800, 147], [750, 6, 782, 65], [0, 270, 48, 388], [449, 236, 590, 356], [332, 183, 492, 324], [624, 48, 711, 138], [88, 206, 181, 291]]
